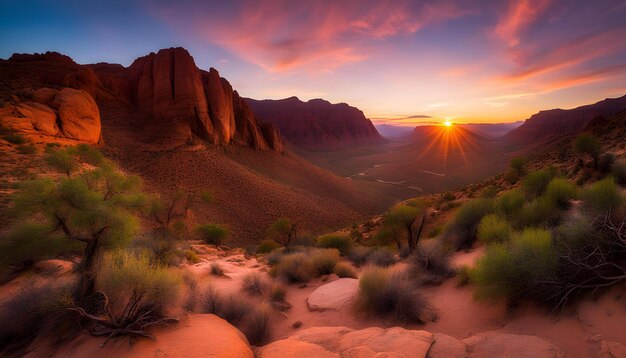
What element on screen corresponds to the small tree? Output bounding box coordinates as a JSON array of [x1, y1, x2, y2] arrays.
[[266, 218, 300, 251], [574, 133, 601, 169], [195, 224, 228, 247], [150, 189, 213, 228], [384, 201, 426, 253]]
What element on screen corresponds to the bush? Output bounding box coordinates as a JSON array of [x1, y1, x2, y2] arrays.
[[195, 224, 227, 247], [457, 265, 471, 286], [516, 197, 560, 228], [270, 284, 287, 302], [333, 262, 357, 278], [598, 152, 616, 173], [445, 198, 494, 249], [480, 185, 498, 198], [347, 245, 371, 266], [612, 160, 626, 186], [497, 189, 525, 217], [242, 272, 265, 295], [442, 192, 455, 201], [257, 239, 281, 254], [210, 262, 224, 276], [275, 252, 313, 283], [545, 178, 576, 208], [309, 248, 341, 276], [95, 250, 181, 310], [580, 177, 623, 213], [185, 250, 201, 264], [522, 168, 556, 197], [368, 247, 396, 267], [316, 234, 352, 256], [202, 286, 271, 345], [0, 283, 75, 356], [410, 240, 455, 283], [574, 133, 601, 168], [357, 266, 435, 323], [428, 226, 443, 238], [264, 249, 284, 266], [477, 214, 512, 243], [470, 228, 557, 302]]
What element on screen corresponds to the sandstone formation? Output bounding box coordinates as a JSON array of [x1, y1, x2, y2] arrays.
[[306, 278, 358, 312], [0, 87, 101, 143], [127, 47, 282, 150], [246, 96, 384, 150]]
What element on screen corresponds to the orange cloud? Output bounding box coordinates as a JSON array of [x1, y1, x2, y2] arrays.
[[495, 0, 551, 46]]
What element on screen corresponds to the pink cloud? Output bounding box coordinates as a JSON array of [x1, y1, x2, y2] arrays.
[[495, 0, 551, 46]]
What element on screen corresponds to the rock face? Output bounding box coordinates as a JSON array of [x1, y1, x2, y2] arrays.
[[258, 326, 433, 358], [307, 278, 358, 312], [427, 332, 564, 358], [127, 47, 282, 150], [0, 88, 101, 143], [245, 96, 384, 150]]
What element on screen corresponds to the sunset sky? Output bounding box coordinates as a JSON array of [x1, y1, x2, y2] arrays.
[[2, 0, 626, 125]]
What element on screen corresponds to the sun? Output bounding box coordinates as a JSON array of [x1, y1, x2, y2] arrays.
[[443, 120, 453, 127]]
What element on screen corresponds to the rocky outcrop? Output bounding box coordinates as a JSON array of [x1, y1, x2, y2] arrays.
[[427, 332, 564, 358], [0, 87, 101, 143], [127, 47, 282, 150], [258, 326, 433, 358], [245, 96, 384, 150], [306, 278, 358, 312]]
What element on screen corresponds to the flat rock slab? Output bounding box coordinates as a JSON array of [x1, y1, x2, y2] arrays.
[[307, 278, 359, 312]]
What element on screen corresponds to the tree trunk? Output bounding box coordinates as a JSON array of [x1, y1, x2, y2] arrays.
[[76, 238, 99, 300]]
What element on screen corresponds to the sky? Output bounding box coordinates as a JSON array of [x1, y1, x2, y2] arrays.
[[1, 0, 626, 125]]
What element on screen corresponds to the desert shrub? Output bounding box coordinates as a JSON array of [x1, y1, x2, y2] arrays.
[[410, 240, 455, 283], [477, 214, 512, 243], [612, 160, 626, 186], [182, 271, 199, 311], [257, 239, 281, 254], [0, 283, 75, 356], [444, 198, 494, 249], [210, 262, 224, 276], [242, 272, 265, 295], [522, 168, 556, 197], [266, 218, 300, 250], [516, 197, 560, 228], [480, 185, 498, 198], [598, 152, 616, 173], [384, 202, 426, 253], [347, 245, 371, 266], [195, 224, 227, 247], [497, 189, 525, 217], [202, 286, 271, 345], [309, 248, 341, 276], [373, 226, 398, 246], [368, 247, 396, 267], [270, 284, 287, 302], [264, 249, 284, 266], [95, 250, 181, 311], [317, 234, 352, 256], [185, 249, 201, 264], [17, 143, 37, 154], [470, 228, 557, 302], [510, 157, 527, 176], [442, 192, 456, 201], [275, 252, 313, 283], [349, 227, 364, 242], [456, 265, 471, 286], [544, 178, 576, 208], [2, 134, 27, 144], [574, 133, 601, 168], [580, 177, 623, 214], [357, 266, 435, 323], [428, 226, 443, 238], [333, 262, 357, 278]]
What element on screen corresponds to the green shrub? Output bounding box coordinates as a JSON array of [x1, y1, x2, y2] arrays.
[[477, 214, 512, 243], [242, 272, 265, 295], [445, 198, 494, 249], [264, 249, 284, 266], [580, 177, 623, 213], [456, 265, 471, 286], [95, 250, 181, 310], [210, 262, 224, 276], [368, 247, 396, 267], [2, 134, 27, 144], [470, 228, 557, 302], [185, 250, 201, 264], [522, 168, 556, 197], [270, 284, 287, 302], [574, 133, 601, 168], [598, 153, 616, 173], [257, 239, 281, 254], [442, 192, 455, 201], [516, 197, 560, 228], [316, 234, 352, 256], [409, 240, 455, 283], [480, 185, 498, 198], [612, 160, 626, 186], [428, 226, 443, 238], [202, 286, 271, 345], [275, 252, 313, 283], [357, 266, 435, 323], [497, 189, 525, 217], [333, 262, 357, 278], [544, 178, 576, 208], [347, 245, 371, 266], [195, 224, 227, 247], [309, 248, 341, 276]]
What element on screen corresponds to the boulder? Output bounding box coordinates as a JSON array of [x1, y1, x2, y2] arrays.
[[258, 326, 433, 358], [33, 87, 59, 104], [13, 102, 58, 135], [307, 278, 358, 312], [463, 333, 563, 358], [51, 88, 101, 143], [427, 333, 467, 358]]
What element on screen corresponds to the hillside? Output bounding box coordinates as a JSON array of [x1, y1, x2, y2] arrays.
[[246, 96, 384, 150]]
